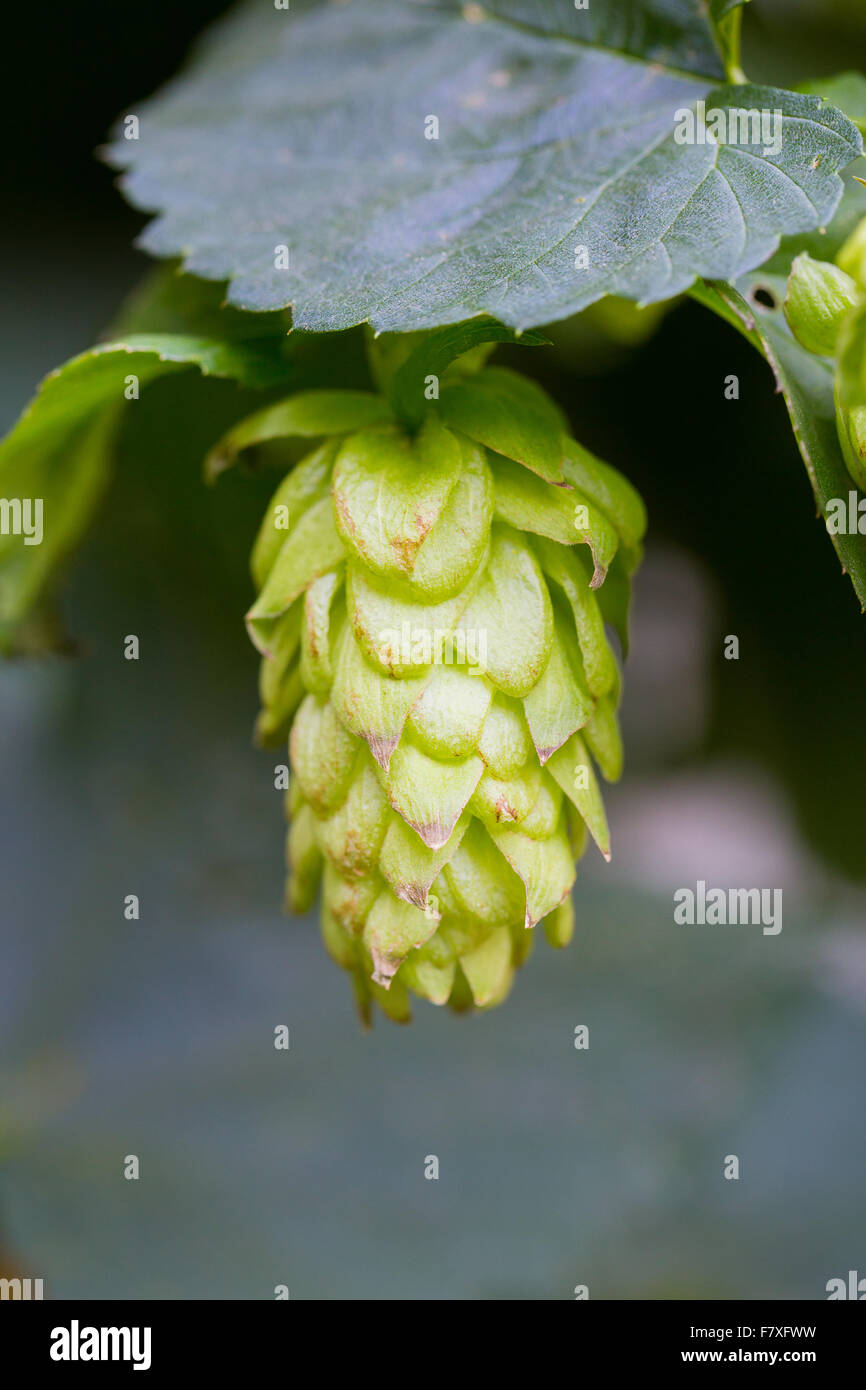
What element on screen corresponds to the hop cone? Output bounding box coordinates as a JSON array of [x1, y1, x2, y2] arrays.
[[833, 215, 866, 491], [225, 364, 645, 1023]]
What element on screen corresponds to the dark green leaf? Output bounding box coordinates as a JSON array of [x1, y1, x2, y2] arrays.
[[105, 1, 861, 333]]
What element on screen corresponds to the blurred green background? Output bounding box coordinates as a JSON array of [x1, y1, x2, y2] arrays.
[[1, 0, 864, 1299]]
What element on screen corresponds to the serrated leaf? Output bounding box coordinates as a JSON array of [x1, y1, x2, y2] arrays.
[[797, 73, 866, 137], [106, 2, 860, 333]]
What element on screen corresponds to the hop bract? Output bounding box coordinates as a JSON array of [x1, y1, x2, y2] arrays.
[[215, 365, 645, 1022]]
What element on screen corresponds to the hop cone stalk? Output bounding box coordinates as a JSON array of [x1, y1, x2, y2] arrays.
[[219, 362, 645, 1023]]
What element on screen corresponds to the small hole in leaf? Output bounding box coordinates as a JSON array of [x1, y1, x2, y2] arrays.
[[751, 286, 777, 310]]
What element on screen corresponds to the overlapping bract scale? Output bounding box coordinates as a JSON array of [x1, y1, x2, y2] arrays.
[[234, 369, 645, 1022]]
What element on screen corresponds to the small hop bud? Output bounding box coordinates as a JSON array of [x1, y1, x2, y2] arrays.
[[783, 253, 859, 358]]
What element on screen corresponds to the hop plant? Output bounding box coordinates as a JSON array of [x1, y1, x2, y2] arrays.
[[211, 355, 645, 1023], [783, 216, 866, 493]]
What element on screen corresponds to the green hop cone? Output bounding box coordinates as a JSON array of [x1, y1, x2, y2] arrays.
[[783, 252, 859, 358], [835, 298, 866, 492], [836, 214, 866, 292], [214, 364, 645, 1023]]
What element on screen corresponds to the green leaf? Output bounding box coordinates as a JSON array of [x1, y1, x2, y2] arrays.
[[797, 73, 866, 137], [105, 1, 861, 333], [387, 319, 548, 427], [0, 334, 291, 648], [694, 231, 866, 608], [206, 390, 394, 479]]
